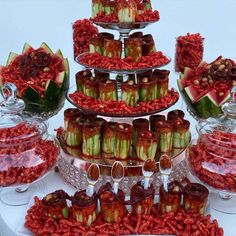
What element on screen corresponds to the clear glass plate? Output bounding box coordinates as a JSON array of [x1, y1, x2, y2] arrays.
[[66, 85, 179, 118], [75, 52, 171, 75]]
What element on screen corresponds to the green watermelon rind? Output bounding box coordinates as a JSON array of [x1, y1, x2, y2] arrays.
[[22, 43, 33, 53], [192, 93, 222, 119], [40, 42, 54, 55], [6, 52, 18, 66], [177, 70, 230, 119]]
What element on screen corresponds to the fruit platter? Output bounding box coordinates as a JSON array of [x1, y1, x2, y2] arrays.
[[0, 43, 69, 119]]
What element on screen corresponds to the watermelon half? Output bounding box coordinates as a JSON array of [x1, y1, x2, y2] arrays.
[[0, 43, 70, 117], [177, 64, 231, 119]]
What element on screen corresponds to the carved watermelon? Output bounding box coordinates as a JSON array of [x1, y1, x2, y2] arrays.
[[0, 43, 70, 116], [178, 57, 236, 119]]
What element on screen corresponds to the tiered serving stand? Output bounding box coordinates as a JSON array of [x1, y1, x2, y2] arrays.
[[58, 21, 189, 194]]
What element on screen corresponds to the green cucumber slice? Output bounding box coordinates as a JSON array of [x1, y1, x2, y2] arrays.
[[6, 52, 18, 66], [22, 43, 33, 53], [40, 42, 54, 55], [62, 207, 69, 219]]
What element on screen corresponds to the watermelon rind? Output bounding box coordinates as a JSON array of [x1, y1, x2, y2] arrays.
[[55, 49, 64, 59], [63, 58, 70, 78], [22, 43, 33, 53], [43, 80, 61, 111], [184, 85, 203, 102], [40, 42, 54, 55], [192, 93, 222, 119], [55, 71, 66, 85], [6, 52, 18, 66]]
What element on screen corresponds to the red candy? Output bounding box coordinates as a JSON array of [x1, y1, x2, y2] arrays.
[[92, 9, 160, 23], [25, 197, 224, 236], [73, 19, 98, 59], [175, 33, 204, 73], [79, 52, 170, 70], [69, 89, 179, 116], [0, 123, 58, 186], [189, 131, 236, 192], [135, 10, 160, 22]]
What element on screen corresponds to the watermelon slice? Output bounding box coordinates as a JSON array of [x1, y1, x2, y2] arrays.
[[0, 43, 70, 116], [177, 58, 235, 119]]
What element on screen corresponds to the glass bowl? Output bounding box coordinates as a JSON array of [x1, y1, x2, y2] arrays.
[[0, 43, 70, 120], [0, 83, 59, 205]]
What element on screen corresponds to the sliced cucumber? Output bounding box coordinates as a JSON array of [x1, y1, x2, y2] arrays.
[[40, 42, 54, 55], [6, 52, 18, 66], [22, 43, 33, 53]]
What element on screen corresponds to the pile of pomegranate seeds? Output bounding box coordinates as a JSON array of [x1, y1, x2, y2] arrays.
[[73, 19, 98, 59], [175, 33, 204, 73], [69, 90, 179, 116], [79, 52, 170, 70], [25, 197, 223, 236]]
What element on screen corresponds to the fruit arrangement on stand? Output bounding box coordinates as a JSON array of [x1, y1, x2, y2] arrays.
[[0, 84, 59, 187], [0, 43, 69, 119], [2, 0, 236, 235]]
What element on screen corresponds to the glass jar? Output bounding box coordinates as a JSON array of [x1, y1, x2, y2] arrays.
[[0, 83, 59, 187], [187, 86, 236, 193]]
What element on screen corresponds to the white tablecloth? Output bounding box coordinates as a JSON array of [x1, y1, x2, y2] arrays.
[[0, 0, 236, 235]]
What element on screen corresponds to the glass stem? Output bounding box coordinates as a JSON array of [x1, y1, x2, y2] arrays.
[[119, 31, 130, 59]]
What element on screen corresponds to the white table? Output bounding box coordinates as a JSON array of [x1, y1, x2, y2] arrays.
[[0, 0, 236, 235]]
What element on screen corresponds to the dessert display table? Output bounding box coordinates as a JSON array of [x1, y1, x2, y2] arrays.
[[0, 0, 236, 235]]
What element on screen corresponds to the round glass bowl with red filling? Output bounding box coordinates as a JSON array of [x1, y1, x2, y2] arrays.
[[0, 88, 59, 187], [0, 43, 69, 119], [187, 91, 236, 193]]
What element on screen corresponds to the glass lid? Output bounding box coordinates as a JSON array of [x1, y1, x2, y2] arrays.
[[0, 83, 48, 146]]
